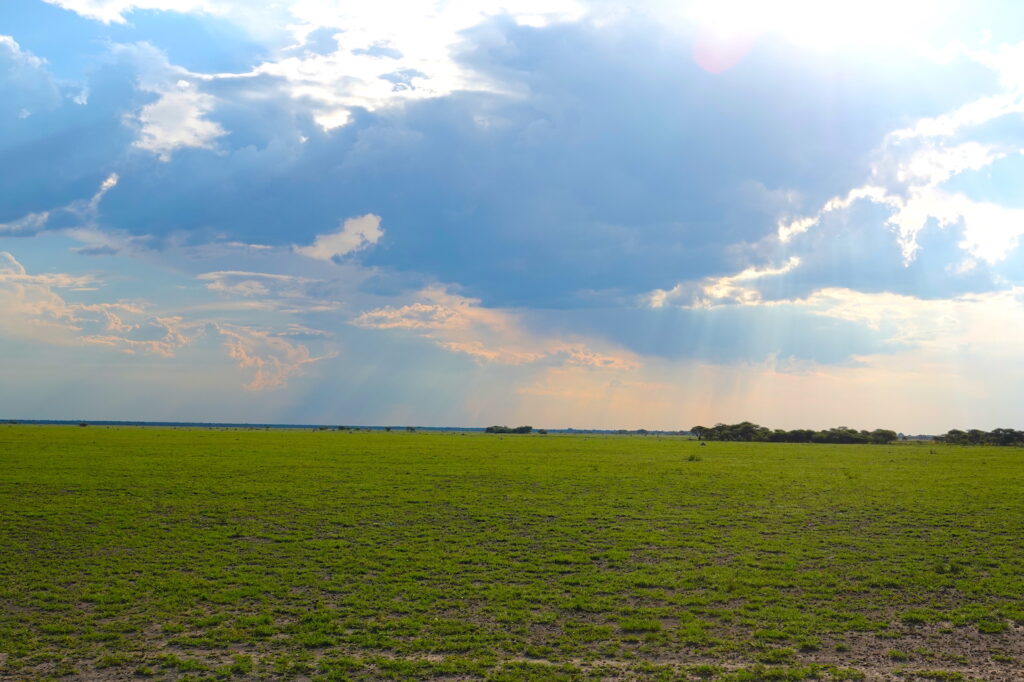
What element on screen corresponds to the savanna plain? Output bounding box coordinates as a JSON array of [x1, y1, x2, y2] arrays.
[[1, 426, 1022, 681]]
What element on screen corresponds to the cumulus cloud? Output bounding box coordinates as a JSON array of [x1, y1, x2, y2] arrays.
[[293, 214, 383, 262], [133, 80, 226, 160], [780, 143, 1023, 267], [45, 0, 587, 129], [776, 39, 1024, 268], [249, 0, 587, 128], [78, 41, 230, 161]]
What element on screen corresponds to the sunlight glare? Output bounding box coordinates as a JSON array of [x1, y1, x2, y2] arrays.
[[687, 0, 952, 52]]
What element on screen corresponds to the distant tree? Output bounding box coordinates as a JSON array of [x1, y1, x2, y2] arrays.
[[538, 429, 548, 435], [690, 425, 708, 440], [406, 426, 416, 432], [384, 427, 391, 432], [78, 422, 88, 427], [869, 429, 898, 444]]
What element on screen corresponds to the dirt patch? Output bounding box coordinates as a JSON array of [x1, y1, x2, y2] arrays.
[[806, 622, 1023, 681]]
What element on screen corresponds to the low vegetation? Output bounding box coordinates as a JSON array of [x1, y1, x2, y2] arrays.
[[1, 426, 1022, 680]]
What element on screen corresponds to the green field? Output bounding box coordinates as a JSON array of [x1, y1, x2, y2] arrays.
[[1, 426, 1022, 681]]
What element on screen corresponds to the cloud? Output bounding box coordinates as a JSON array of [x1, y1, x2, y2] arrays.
[[293, 213, 383, 262], [352, 300, 459, 329], [133, 79, 226, 160], [216, 323, 334, 390], [244, 0, 587, 129], [107, 42, 228, 160], [0, 250, 334, 388], [777, 186, 893, 242], [193, 269, 344, 313], [779, 145, 1024, 267], [44, 0, 587, 129], [0, 251, 98, 289], [81, 12, 995, 310], [353, 285, 636, 369], [197, 270, 317, 296], [0, 210, 52, 236], [0, 250, 201, 356], [1, 173, 117, 236], [0, 35, 61, 120], [649, 257, 801, 309], [40, 1, 204, 24], [774, 38, 1024, 270], [0, 172, 153, 256]]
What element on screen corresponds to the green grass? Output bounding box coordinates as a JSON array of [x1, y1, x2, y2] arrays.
[[1, 426, 1022, 680]]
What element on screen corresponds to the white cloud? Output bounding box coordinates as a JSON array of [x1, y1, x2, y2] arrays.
[[891, 93, 1024, 141], [133, 80, 226, 160], [886, 187, 1024, 265], [649, 256, 801, 309], [45, 0, 587, 130], [256, 0, 586, 128], [773, 36, 1024, 265], [777, 186, 893, 242], [778, 135, 1022, 265], [294, 213, 383, 262], [782, 144, 1022, 266], [41, 0, 208, 24]]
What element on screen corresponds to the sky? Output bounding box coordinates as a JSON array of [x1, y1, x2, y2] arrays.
[[2, 0, 1023, 431]]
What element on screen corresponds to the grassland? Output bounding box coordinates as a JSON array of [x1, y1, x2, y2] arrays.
[[1, 426, 1022, 681]]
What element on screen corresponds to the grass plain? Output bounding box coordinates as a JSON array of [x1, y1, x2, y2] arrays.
[[0, 426, 1022, 681]]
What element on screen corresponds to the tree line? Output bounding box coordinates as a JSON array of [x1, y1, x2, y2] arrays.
[[485, 425, 535, 434], [935, 428, 1024, 446], [690, 422, 898, 444]]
